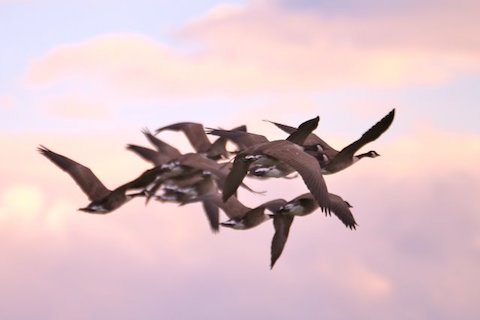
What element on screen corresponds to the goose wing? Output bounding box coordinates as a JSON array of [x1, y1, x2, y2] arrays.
[[285, 116, 319, 146], [260, 199, 288, 213], [202, 200, 220, 232], [206, 128, 269, 150], [178, 153, 229, 179], [142, 129, 182, 159], [222, 153, 250, 202], [38, 146, 110, 201], [126, 144, 172, 166], [262, 141, 330, 213], [271, 214, 295, 269], [207, 125, 247, 159], [334, 109, 395, 159], [182, 193, 249, 219], [241, 206, 270, 228], [179, 153, 260, 196], [265, 120, 337, 155], [328, 193, 357, 229], [156, 122, 211, 153]]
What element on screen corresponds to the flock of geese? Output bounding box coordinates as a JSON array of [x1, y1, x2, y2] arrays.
[[39, 109, 395, 268]]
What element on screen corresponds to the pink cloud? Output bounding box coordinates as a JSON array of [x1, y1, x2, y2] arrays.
[[23, 1, 480, 98], [42, 94, 110, 119]]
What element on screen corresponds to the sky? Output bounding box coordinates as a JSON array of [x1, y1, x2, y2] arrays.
[[1, 0, 479, 319]]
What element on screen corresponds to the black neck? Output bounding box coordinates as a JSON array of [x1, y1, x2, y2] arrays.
[[356, 152, 371, 159]]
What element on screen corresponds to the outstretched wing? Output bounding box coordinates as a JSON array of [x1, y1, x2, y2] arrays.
[[265, 120, 337, 156], [156, 122, 211, 153], [222, 154, 250, 202], [202, 200, 220, 233], [328, 193, 357, 229], [206, 128, 269, 150], [336, 109, 395, 158], [126, 144, 172, 166], [142, 128, 182, 159], [271, 214, 295, 269], [286, 116, 319, 146], [38, 145, 110, 201]]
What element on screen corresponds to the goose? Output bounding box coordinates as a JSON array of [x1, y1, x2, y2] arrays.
[[155, 122, 246, 160], [127, 134, 227, 232], [222, 139, 331, 214], [270, 192, 356, 268], [182, 193, 286, 230], [157, 172, 214, 202], [142, 152, 262, 214], [38, 146, 149, 213], [143, 152, 233, 198], [267, 109, 395, 174], [209, 116, 320, 179], [126, 135, 260, 231], [157, 174, 221, 232], [205, 128, 269, 151], [206, 115, 319, 153]]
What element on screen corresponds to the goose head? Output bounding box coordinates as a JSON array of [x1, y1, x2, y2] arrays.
[[365, 150, 380, 158]]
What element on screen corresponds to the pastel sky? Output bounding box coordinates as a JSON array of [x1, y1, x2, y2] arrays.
[[1, 0, 479, 319]]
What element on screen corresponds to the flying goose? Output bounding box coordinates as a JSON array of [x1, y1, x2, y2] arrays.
[[209, 116, 320, 179], [206, 116, 320, 152], [126, 137, 260, 231], [38, 146, 149, 213], [127, 141, 226, 232], [155, 122, 246, 160], [205, 128, 269, 151], [127, 129, 182, 166], [267, 109, 395, 174], [182, 193, 286, 230], [158, 174, 221, 232], [144, 151, 262, 203], [222, 139, 331, 214], [270, 192, 356, 268], [143, 152, 231, 197]]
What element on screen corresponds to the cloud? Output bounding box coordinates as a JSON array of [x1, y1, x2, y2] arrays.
[[341, 263, 393, 302], [0, 95, 15, 109], [41, 95, 110, 119], [23, 1, 480, 98]]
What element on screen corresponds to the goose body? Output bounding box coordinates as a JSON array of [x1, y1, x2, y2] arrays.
[[183, 193, 286, 230], [223, 140, 331, 214]]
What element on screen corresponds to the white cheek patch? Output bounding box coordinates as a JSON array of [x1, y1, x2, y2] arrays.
[[88, 204, 108, 212], [221, 219, 245, 229], [253, 167, 271, 174]]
